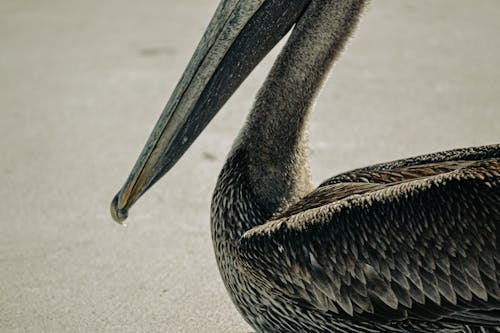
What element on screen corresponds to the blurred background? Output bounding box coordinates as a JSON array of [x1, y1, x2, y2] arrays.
[[1, 0, 499, 332]]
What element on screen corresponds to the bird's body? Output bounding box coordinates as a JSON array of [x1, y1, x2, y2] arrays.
[[212, 145, 500, 333], [111, 0, 500, 332]]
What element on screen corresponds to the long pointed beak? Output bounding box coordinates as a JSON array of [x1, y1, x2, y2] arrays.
[[111, 0, 310, 223]]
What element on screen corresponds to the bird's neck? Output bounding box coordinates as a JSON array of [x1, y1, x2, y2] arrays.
[[211, 2, 367, 317], [237, 0, 367, 214]]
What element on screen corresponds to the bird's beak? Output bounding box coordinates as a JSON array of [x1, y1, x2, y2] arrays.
[[111, 0, 311, 223]]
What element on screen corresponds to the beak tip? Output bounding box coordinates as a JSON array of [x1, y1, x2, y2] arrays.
[[110, 193, 129, 224]]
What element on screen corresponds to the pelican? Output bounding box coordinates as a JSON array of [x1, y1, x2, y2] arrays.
[[110, 0, 500, 332]]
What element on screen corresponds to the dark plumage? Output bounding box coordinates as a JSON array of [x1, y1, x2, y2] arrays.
[[212, 144, 500, 332], [111, 0, 500, 332]]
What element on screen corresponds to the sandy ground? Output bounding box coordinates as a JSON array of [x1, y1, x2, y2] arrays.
[[1, 0, 499, 332]]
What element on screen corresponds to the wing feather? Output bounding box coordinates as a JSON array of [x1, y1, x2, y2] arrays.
[[237, 157, 500, 326]]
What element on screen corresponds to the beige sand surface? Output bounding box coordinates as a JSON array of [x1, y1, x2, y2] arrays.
[[1, 1, 499, 332]]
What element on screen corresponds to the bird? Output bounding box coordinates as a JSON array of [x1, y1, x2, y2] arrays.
[[110, 0, 500, 332]]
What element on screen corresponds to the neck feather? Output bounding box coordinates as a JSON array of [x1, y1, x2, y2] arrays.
[[237, 0, 367, 213]]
